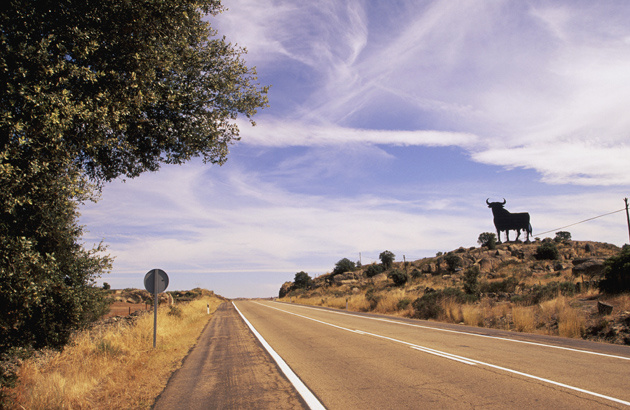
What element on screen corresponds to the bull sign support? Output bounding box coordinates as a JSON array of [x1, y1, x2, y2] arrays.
[[486, 198, 532, 243]]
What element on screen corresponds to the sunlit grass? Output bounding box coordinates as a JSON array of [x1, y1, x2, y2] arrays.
[[10, 296, 223, 409]]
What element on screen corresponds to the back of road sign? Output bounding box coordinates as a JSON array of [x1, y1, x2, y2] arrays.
[[144, 269, 169, 294]]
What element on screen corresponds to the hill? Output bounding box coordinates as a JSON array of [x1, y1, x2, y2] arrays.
[[279, 239, 630, 345]]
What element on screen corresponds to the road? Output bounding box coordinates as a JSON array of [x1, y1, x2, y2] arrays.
[[234, 300, 630, 409]]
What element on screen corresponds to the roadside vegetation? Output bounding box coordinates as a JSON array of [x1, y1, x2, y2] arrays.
[[279, 236, 630, 344], [2, 294, 224, 409]]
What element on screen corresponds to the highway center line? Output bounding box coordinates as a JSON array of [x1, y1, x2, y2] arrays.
[[281, 302, 630, 362], [233, 302, 325, 410], [257, 301, 630, 407]]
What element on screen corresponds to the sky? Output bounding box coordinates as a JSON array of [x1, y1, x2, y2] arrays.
[[80, 0, 630, 298]]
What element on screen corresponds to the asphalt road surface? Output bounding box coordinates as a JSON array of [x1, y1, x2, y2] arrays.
[[153, 302, 308, 409], [233, 300, 630, 409]]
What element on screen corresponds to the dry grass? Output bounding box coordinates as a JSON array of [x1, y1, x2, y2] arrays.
[[512, 306, 536, 332], [9, 296, 223, 409]]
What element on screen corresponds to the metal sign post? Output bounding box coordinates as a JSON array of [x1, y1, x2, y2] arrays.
[[144, 269, 169, 348]]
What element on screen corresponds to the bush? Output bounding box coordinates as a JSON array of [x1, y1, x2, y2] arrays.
[[397, 298, 412, 310], [477, 232, 497, 249], [411, 287, 465, 319], [294, 271, 312, 289], [365, 263, 385, 278], [479, 276, 520, 294], [168, 305, 183, 318], [333, 258, 356, 276], [444, 253, 462, 271], [535, 242, 560, 260], [463, 266, 480, 296], [599, 245, 630, 294], [554, 231, 572, 243], [388, 269, 408, 286], [379, 250, 395, 270]]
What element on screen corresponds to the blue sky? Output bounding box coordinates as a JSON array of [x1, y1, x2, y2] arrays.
[[80, 0, 630, 298]]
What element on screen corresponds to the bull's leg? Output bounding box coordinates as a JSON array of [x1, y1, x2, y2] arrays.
[[496, 228, 502, 244], [506, 230, 510, 242], [515, 229, 521, 242]]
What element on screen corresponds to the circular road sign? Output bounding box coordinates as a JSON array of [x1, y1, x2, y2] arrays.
[[144, 269, 169, 294]]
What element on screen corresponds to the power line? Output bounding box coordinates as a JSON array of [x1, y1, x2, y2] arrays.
[[533, 208, 626, 237]]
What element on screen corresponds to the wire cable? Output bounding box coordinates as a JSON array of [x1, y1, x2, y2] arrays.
[[533, 208, 625, 237]]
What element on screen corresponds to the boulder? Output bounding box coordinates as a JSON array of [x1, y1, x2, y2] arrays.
[[573, 259, 606, 278]]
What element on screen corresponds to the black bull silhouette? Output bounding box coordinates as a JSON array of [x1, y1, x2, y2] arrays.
[[486, 199, 532, 243]]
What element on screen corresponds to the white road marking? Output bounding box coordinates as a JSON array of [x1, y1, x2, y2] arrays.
[[283, 301, 630, 361], [232, 302, 326, 410], [257, 301, 630, 407]]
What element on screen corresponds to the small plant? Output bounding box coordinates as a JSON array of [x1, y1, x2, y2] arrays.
[[554, 231, 571, 243], [599, 245, 630, 294], [388, 269, 408, 286], [477, 232, 497, 250], [379, 250, 395, 270], [293, 271, 312, 289], [397, 298, 412, 310], [444, 253, 462, 271], [168, 305, 183, 318], [534, 242, 559, 260], [365, 263, 385, 278], [463, 266, 480, 296], [333, 258, 356, 275]]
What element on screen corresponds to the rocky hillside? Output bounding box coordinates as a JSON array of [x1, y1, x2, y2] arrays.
[[279, 239, 630, 345]]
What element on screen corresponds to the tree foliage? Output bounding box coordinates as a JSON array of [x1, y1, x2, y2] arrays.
[[333, 258, 356, 276], [599, 245, 630, 294], [293, 271, 312, 289], [379, 250, 395, 270], [0, 0, 267, 353], [477, 232, 497, 249]]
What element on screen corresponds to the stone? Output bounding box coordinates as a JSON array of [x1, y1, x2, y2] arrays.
[[598, 300, 614, 315]]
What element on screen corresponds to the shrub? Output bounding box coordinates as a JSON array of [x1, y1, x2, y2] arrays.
[[535, 242, 560, 260], [294, 271, 312, 289], [412, 287, 465, 319], [444, 253, 462, 271], [168, 305, 183, 318], [388, 269, 408, 286], [333, 258, 356, 276], [478, 232, 497, 249], [397, 298, 412, 310], [479, 276, 520, 294], [463, 266, 480, 296], [379, 250, 395, 270], [554, 231, 572, 243], [410, 268, 422, 279], [365, 263, 385, 278], [599, 245, 630, 294]]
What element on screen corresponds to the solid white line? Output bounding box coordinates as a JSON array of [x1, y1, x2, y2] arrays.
[[257, 302, 630, 407], [232, 302, 325, 410], [282, 302, 630, 361]]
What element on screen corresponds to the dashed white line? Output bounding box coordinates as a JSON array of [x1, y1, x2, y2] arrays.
[[256, 301, 630, 407], [283, 301, 630, 361]]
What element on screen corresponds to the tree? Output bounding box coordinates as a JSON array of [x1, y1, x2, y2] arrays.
[[477, 232, 497, 249], [554, 231, 572, 243], [599, 245, 630, 294], [444, 253, 462, 271], [0, 0, 268, 353], [333, 258, 356, 276], [293, 271, 312, 289], [379, 250, 395, 270]]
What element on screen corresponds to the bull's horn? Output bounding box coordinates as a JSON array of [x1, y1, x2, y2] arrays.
[[486, 198, 491, 205], [501, 198, 506, 204]]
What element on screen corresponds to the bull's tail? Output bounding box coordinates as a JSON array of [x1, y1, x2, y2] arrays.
[[528, 223, 533, 235]]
